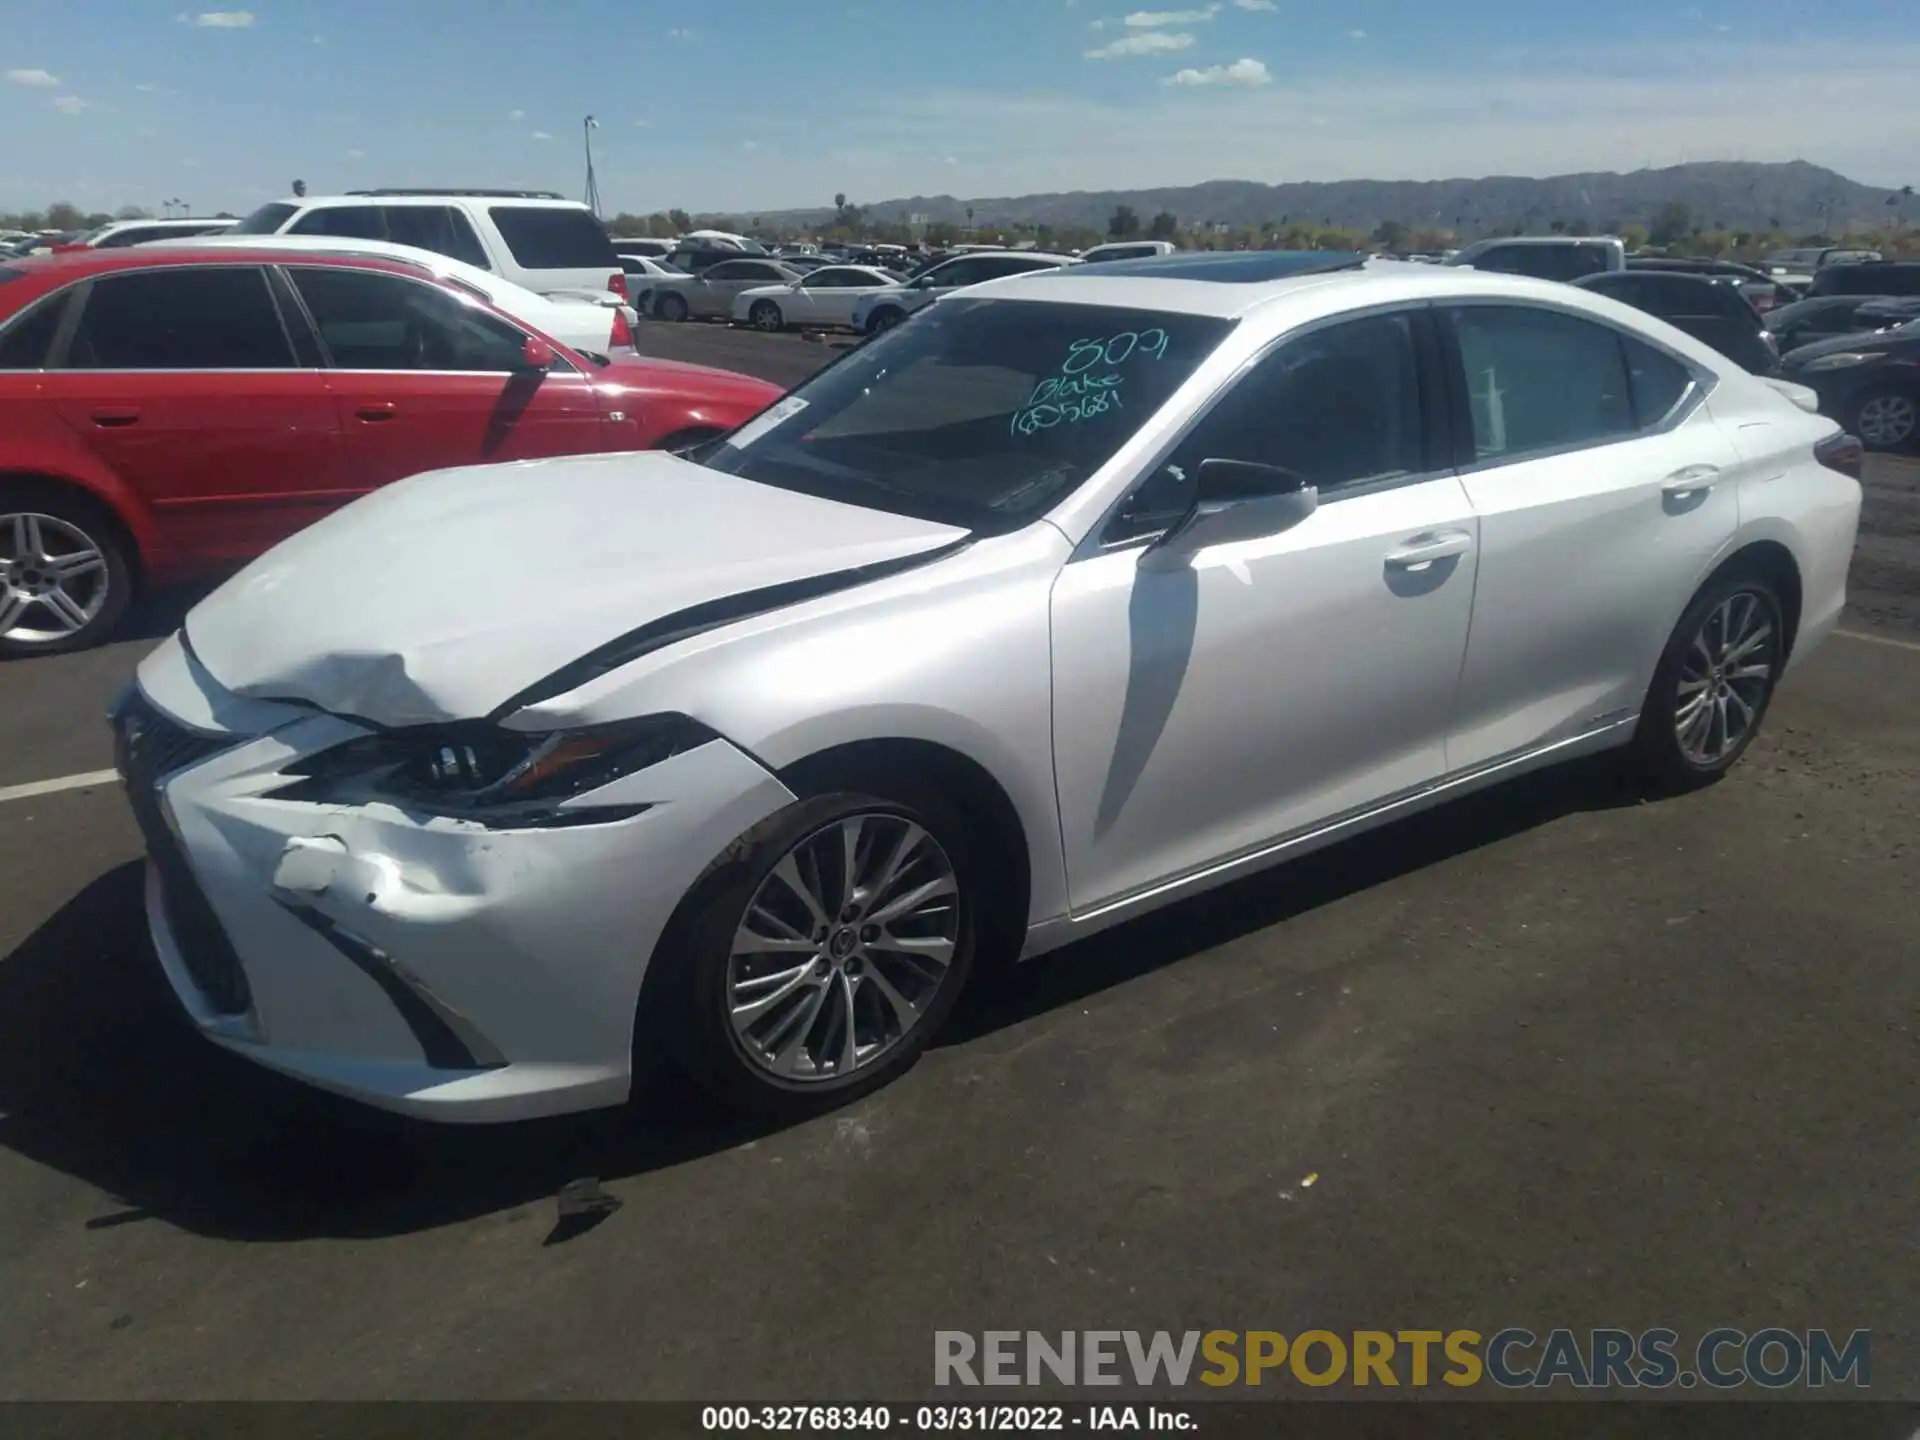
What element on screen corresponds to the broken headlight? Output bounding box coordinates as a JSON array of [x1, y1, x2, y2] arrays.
[[274, 713, 719, 825]]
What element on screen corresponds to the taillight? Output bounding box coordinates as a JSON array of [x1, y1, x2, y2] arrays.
[[609, 306, 632, 348], [608, 271, 628, 297], [1814, 430, 1863, 480]]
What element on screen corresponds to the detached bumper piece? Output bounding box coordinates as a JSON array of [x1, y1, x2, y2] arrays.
[[112, 690, 253, 1016]]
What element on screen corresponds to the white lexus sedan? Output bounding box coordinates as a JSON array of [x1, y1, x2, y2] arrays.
[[730, 263, 905, 332], [114, 252, 1863, 1123]]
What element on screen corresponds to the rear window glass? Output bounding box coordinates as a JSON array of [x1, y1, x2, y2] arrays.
[[385, 206, 492, 269], [1810, 264, 1920, 298], [486, 206, 616, 269], [232, 202, 300, 235], [66, 268, 294, 370]]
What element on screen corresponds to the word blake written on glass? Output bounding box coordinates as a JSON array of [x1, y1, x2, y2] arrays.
[[1011, 329, 1173, 438]]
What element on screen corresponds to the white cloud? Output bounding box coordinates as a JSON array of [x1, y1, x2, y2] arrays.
[[1349, 28, 1367, 39], [50, 94, 89, 114], [742, 139, 759, 150], [345, 148, 365, 159], [1164, 56, 1270, 85], [1233, 0, 1277, 8], [1125, 4, 1219, 25], [667, 26, 693, 37], [176, 11, 256, 26], [508, 108, 525, 120], [530, 130, 553, 140], [1087, 31, 1195, 58], [5, 68, 60, 88]]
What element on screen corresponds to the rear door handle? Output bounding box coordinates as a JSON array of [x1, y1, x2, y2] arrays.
[[1661, 464, 1720, 496], [1385, 529, 1473, 569], [354, 404, 398, 422], [90, 409, 140, 427]]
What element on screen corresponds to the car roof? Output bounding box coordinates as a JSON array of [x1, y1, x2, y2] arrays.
[[1, 245, 464, 287], [974, 252, 1711, 325], [289, 192, 591, 210]]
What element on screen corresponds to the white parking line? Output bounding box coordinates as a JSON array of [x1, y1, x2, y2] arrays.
[[0, 769, 120, 805], [0, 630, 1911, 808], [1837, 627, 1920, 654]]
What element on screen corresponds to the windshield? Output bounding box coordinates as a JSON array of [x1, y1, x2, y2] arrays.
[[233, 202, 299, 235], [697, 296, 1235, 533]]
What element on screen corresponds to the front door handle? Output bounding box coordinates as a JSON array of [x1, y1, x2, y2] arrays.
[[1385, 529, 1473, 570], [90, 409, 141, 427], [1661, 464, 1720, 496], [354, 404, 398, 422]]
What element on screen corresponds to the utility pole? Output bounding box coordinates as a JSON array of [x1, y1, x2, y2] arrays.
[[583, 115, 601, 218]]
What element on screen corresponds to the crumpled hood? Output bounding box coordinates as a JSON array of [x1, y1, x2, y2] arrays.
[[184, 451, 967, 727]]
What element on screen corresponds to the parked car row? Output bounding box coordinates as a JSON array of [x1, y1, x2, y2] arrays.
[[1447, 236, 1919, 449], [0, 243, 782, 655]]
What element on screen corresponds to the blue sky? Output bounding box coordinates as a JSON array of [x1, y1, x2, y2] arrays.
[[3, 0, 1917, 217]]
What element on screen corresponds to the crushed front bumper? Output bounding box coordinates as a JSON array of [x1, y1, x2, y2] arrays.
[[116, 632, 797, 1122]]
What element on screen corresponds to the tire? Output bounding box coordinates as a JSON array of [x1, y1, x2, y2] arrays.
[[650, 789, 981, 1120], [865, 306, 905, 335], [1848, 388, 1918, 452], [1631, 571, 1786, 793], [749, 300, 785, 333], [656, 292, 689, 324], [0, 483, 134, 658]]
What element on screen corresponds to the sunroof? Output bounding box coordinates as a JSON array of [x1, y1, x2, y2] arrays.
[[1057, 250, 1369, 284]]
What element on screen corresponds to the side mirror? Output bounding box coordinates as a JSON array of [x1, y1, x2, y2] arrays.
[[1140, 458, 1318, 570], [517, 336, 556, 371]]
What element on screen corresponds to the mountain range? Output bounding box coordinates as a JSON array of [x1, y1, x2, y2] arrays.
[[732, 161, 1909, 237]]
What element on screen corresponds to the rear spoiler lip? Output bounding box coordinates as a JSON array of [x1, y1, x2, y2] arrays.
[[1760, 375, 1822, 414]]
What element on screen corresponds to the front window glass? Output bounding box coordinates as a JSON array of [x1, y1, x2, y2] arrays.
[[231, 201, 299, 235], [699, 296, 1234, 533]]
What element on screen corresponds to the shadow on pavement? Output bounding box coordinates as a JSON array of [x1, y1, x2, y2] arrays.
[[0, 757, 1646, 1243]]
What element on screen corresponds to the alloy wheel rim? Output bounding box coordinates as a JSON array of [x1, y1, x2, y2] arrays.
[[727, 812, 960, 1083], [1674, 590, 1775, 766], [754, 305, 780, 331], [1857, 395, 1916, 447], [0, 511, 109, 643]]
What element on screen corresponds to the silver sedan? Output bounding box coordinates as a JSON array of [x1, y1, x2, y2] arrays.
[[116, 253, 1861, 1124]]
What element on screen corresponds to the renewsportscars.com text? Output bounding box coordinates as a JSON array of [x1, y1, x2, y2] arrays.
[[934, 1328, 1871, 1390]]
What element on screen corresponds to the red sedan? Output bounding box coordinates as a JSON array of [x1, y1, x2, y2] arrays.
[[0, 247, 784, 654]]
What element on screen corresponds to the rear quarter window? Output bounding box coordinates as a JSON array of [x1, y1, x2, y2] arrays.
[[486, 207, 616, 269]]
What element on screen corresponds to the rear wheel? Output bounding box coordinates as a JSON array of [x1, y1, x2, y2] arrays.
[[1632, 573, 1785, 792], [0, 486, 133, 657], [749, 300, 785, 333], [1850, 388, 1918, 451], [653, 790, 979, 1119], [656, 292, 689, 324]]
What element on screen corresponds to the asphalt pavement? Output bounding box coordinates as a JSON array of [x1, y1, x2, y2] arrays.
[[0, 322, 1914, 1401]]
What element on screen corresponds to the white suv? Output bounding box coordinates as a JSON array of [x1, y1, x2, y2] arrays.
[[228, 189, 625, 299]]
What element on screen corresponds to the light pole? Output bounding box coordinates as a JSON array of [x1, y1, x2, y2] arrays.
[[582, 115, 601, 218]]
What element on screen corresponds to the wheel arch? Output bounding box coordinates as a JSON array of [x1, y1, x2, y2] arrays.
[[1700, 535, 1804, 660], [774, 737, 1034, 963], [0, 467, 153, 586]]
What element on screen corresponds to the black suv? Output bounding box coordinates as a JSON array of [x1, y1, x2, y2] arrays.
[[1575, 270, 1778, 375], [1806, 261, 1920, 299]]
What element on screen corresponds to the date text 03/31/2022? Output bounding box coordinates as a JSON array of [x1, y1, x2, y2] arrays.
[[703, 1406, 1190, 1432]]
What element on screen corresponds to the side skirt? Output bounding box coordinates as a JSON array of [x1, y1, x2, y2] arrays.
[[1017, 716, 1638, 960]]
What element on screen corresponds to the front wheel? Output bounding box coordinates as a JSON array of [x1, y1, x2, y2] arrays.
[[749, 300, 784, 333], [1850, 388, 1918, 452], [0, 488, 133, 657], [655, 792, 978, 1119], [1632, 573, 1785, 792], [865, 306, 905, 335]]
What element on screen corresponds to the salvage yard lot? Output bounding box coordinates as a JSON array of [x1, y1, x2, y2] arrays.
[[0, 325, 1914, 1400]]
